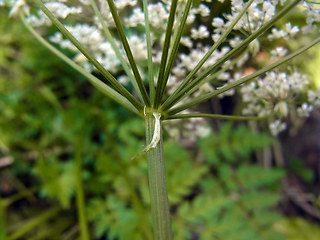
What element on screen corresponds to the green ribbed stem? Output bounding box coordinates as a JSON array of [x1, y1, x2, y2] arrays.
[[145, 113, 172, 240]]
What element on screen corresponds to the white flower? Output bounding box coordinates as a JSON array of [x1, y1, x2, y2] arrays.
[[191, 25, 209, 39], [125, 7, 144, 27], [11, 0, 319, 139], [268, 28, 287, 40], [274, 101, 289, 118], [297, 103, 314, 117], [269, 120, 287, 136], [212, 17, 224, 28], [229, 36, 242, 48], [115, 0, 137, 9], [308, 89, 320, 106], [9, 0, 30, 17], [128, 35, 147, 61], [197, 4, 210, 17], [270, 46, 288, 60], [45, 2, 81, 19], [286, 22, 300, 36], [180, 37, 193, 48]]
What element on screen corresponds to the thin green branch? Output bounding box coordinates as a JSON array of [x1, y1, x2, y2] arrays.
[[169, 1, 184, 53], [161, 0, 301, 111], [161, 0, 255, 111], [7, 207, 60, 240], [157, 0, 193, 106], [166, 113, 270, 121], [75, 136, 90, 240], [32, 0, 143, 112], [172, 48, 249, 102], [89, 0, 143, 102], [21, 13, 141, 116], [168, 36, 320, 116], [143, 0, 156, 104], [106, 0, 151, 107], [153, 0, 178, 108]]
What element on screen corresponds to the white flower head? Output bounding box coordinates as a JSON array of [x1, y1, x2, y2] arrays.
[[269, 120, 287, 136], [191, 25, 210, 39], [297, 103, 314, 117], [9, 0, 30, 17]]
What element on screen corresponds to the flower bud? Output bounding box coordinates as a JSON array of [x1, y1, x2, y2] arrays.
[[274, 101, 288, 118]]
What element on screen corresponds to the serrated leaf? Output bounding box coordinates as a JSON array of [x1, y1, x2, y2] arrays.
[[165, 141, 208, 204], [241, 191, 281, 210], [199, 123, 273, 165], [237, 165, 284, 189], [33, 159, 75, 208]]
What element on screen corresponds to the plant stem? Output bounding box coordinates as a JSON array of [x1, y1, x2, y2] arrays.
[[161, 0, 300, 111], [89, 0, 144, 102], [75, 136, 90, 240], [7, 207, 60, 240], [166, 113, 270, 121], [154, 0, 178, 108], [33, 0, 143, 112], [143, 0, 155, 104], [145, 113, 172, 240], [20, 13, 141, 116], [157, 0, 193, 102], [106, 0, 151, 107], [0, 199, 7, 240], [168, 36, 320, 115]]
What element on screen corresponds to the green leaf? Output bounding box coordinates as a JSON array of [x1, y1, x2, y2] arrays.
[[33, 159, 75, 208], [199, 123, 273, 164], [237, 165, 284, 189], [165, 141, 208, 204]]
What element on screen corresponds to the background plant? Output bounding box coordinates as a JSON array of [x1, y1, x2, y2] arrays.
[[1, 0, 320, 240]]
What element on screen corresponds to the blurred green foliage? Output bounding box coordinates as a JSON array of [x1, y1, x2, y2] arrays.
[[1, 7, 320, 240], [274, 218, 320, 240]]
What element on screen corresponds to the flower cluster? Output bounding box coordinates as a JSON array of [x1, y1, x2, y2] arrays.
[[240, 71, 320, 135], [3, 0, 320, 138]]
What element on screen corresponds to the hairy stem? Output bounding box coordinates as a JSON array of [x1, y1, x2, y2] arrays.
[[145, 113, 172, 240]]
